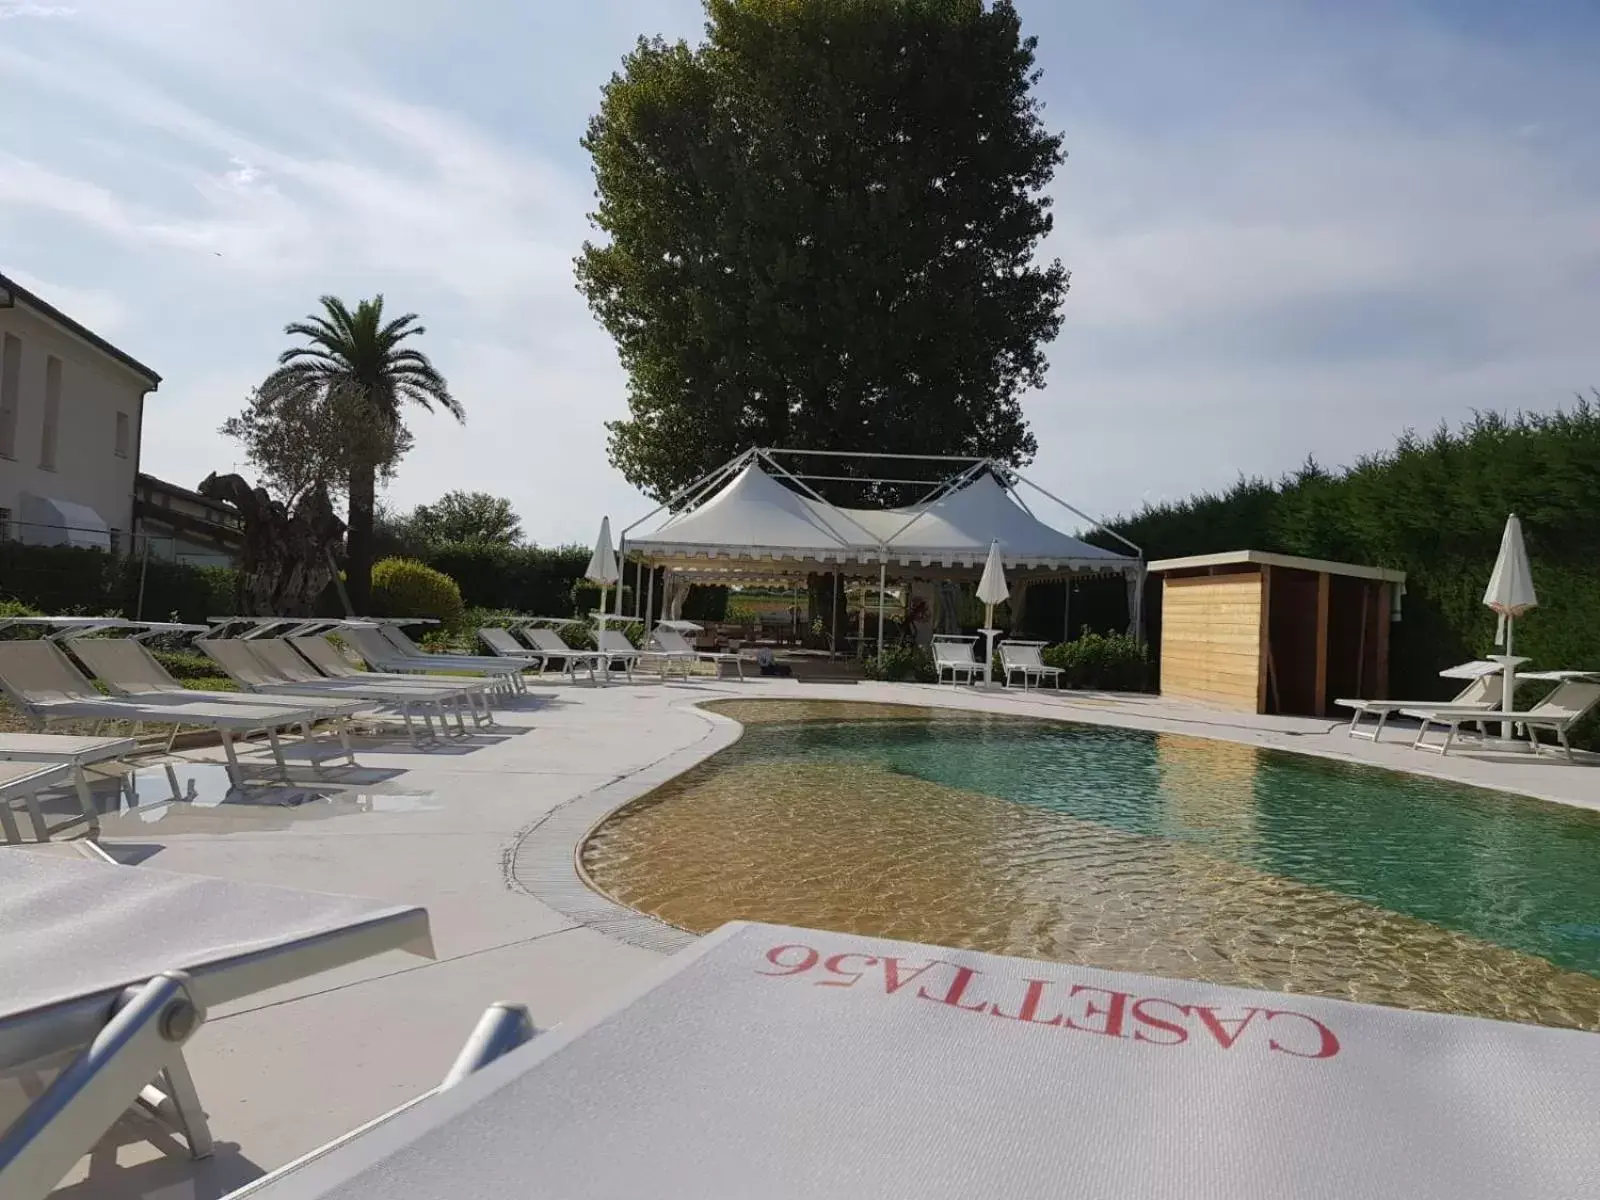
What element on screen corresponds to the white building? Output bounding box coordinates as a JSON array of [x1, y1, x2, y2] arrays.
[[0, 271, 161, 550]]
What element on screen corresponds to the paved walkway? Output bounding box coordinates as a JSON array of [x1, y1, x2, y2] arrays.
[[41, 676, 1597, 1199]]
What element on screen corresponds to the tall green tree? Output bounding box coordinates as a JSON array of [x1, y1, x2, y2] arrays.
[[578, 0, 1068, 502], [224, 296, 462, 612], [408, 491, 524, 546]]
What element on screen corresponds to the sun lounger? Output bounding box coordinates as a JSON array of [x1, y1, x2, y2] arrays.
[[998, 640, 1062, 690], [1403, 677, 1600, 758], [199, 639, 480, 741], [596, 629, 651, 681], [1335, 662, 1505, 741], [339, 627, 527, 695], [255, 637, 493, 728], [0, 853, 431, 1200], [0, 761, 73, 845], [372, 625, 534, 693], [649, 625, 745, 680], [0, 640, 322, 786], [68, 635, 368, 722], [518, 628, 606, 683], [64, 637, 360, 770], [0, 733, 134, 841], [286, 636, 498, 723], [931, 636, 982, 685], [477, 627, 544, 663], [218, 920, 1600, 1200]]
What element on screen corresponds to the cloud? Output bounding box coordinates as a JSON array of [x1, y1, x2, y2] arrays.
[[2, 0, 1597, 545], [0, 3, 76, 18]]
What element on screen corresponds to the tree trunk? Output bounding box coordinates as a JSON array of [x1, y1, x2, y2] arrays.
[[346, 461, 377, 613]]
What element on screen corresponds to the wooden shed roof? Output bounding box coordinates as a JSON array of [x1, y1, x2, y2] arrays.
[[1147, 550, 1406, 584]]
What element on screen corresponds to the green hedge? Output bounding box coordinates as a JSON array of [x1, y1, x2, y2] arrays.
[[1108, 402, 1600, 747], [419, 543, 590, 614], [0, 542, 237, 623]]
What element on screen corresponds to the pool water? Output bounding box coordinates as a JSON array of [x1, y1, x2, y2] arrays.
[[581, 701, 1600, 1030]]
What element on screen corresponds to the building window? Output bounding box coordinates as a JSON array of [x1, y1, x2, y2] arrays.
[[109, 527, 122, 556], [0, 506, 11, 541], [0, 333, 19, 459], [115, 410, 130, 458], [40, 355, 62, 470]]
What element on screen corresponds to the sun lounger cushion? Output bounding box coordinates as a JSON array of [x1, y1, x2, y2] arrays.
[[0, 855, 431, 1073], [229, 921, 1600, 1200]]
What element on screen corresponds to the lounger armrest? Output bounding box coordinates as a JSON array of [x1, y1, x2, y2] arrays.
[[1399, 705, 1511, 719]]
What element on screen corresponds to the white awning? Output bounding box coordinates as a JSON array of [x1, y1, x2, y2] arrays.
[[17, 494, 111, 551]]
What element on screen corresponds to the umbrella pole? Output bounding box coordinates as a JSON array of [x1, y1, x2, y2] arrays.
[[983, 603, 996, 687], [1502, 617, 1516, 741]]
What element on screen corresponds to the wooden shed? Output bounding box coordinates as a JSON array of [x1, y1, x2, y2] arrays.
[[1147, 551, 1406, 717]]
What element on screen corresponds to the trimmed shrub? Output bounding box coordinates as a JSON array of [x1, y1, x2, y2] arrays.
[[370, 557, 466, 630], [864, 645, 936, 683], [1042, 630, 1152, 692]]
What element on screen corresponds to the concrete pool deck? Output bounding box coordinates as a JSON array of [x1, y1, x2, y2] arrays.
[[27, 676, 1599, 1199]]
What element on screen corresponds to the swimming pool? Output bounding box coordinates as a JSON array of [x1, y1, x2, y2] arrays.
[[581, 700, 1600, 1030]]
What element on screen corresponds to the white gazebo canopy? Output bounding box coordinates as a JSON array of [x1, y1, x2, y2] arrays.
[[626, 451, 1139, 576], [615, 449, 1145, 651]]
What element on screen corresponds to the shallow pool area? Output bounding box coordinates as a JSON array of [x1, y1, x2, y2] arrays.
[[582, 700, 1600, 1030]]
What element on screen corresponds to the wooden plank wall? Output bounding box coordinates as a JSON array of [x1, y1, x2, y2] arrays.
[[1158, 574, 1263, 711]]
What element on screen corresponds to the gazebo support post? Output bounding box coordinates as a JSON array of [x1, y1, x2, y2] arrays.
[[858, 585, 866, 660], [644, 563, 655, 637], [876, 562, 886, 660], [831, 571, 840, 660]]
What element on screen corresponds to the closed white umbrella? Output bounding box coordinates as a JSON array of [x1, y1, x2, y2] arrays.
[[1483, 513, 1538, 737], [1483, 514, 1537, 652], [976, 540, 1009, 686], [586, 517, 621, 616]]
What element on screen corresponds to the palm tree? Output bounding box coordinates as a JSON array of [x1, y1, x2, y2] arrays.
[[265, 296, 462, 612]]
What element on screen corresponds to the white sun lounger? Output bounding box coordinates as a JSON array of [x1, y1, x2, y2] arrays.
[[1334, 661, 1505, 742], [217, 920, 1600, 1200], [477, 628, 543, 663], [517, 628, 605, 683], [288, 635, 497, 712], [66, 638, 365, 764], [0, 734, 134, 842], [596, 629, 653, 682], [1403, 677, 1600, 759], [0, 762, 74, 845], [372, 625, 534, 693], [648, 624, 745, 680], [339, 627, 527, 695], [931, 636, 982, 684], [254, 637, 493, 730], [199, 639, 478, 741], [998, 640, 1062, 690], [0, 852, 432, 1200], [0, 641, 323, 786]]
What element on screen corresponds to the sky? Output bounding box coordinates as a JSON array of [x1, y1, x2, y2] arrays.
[[2, 0, 1597, 545]]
